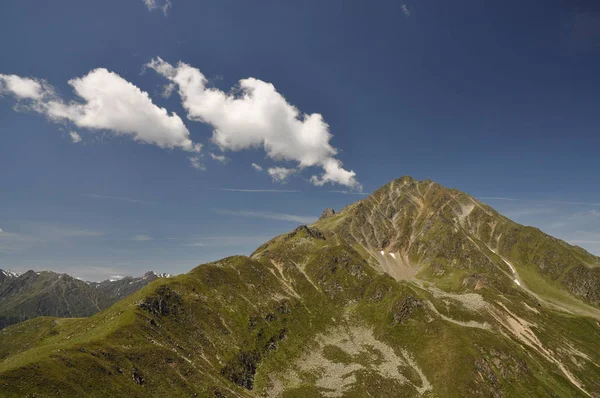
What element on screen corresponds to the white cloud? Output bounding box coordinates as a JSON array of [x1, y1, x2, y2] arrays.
[[189, 155, 205, 170], [83, 193, 157, 205], [181, 242, 208, 247], [210, 152, 229, 163], [329, 190, 370, 195], [0, 224, 103, 249], [210, 188, 300, 193], [69, 131, 82, 143], [503, 207, 555, 219], [178, 235, 272, 247], [143, 0, 171, 15], [33, 225, 104, 238], [215, 209, 316, 224], [133, 234, 152, 241], [0, 74, 53, 100], [146, 58, 360, 189], [162, 82, 176, 98], [251, 163, 263, 171], [309, 158, 358, 188], [0, 228, 3, 233], [0, 230, 31, 254], [479, 197, 600, 207], [573, 209, 600, 218], [401, 4, 411, 17], [268, 167, 296, 183], [1, 69, 201, 153]]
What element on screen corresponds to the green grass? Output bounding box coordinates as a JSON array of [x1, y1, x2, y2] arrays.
[[1, 177, 599, 397]]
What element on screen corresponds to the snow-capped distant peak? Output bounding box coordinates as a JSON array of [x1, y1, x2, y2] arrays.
[[141, 271, 172, 279], [1, 269, 21, 278], [109, 275, 125, 282]]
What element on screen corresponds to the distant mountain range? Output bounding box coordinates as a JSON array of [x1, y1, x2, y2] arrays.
[[0, 269, 171, 329], [0, 176, 598, 397]]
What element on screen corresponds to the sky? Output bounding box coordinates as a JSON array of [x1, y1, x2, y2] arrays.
[[1, 0, 599, 280]]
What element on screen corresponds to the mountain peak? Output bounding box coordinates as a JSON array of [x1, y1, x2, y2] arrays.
[[319, 207, 336, 220], [311, 176, 599, 307], [0, 269, 20, 278], [1, 176, 600, 396], [0, 268, 169, 329]]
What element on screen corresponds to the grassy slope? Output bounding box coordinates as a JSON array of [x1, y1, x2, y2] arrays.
[[1, 177, 599, 397], [312, 176, 600, 308]]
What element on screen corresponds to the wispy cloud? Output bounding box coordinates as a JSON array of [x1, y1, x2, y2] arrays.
[[30, 225, 104, 238], [175, 235, 273, 248], [0, 224, 104, 253], [69, 131, 82, 143], [168, 235, 273, 241], [209, 188, 301, 193], [478, 197, 600, 207], [0, 230, 33, 253], [189, 155, 205, 170], [570, 239, 600, 244], [401, 4, 411, 17], [181, 242, 208, 247], [143, 0, 171, 16], [83, 193, 158, 205], [214, 209, 316, 224], [210, 153, 229, 164], [478, 197, 518, 201], [251, 163, 263, 171], [503, 207, 556, 219], [132, 234, 152, 241], [268, 167, 296, 183], [329, 190, 370, 196], [568, 209, 600, 221], [543, 200, 600, 207]]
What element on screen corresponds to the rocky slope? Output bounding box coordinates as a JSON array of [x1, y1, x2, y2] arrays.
[[0, 270, 170, 329], [0, 176, 598, 397], [309, 176, 600, 308]]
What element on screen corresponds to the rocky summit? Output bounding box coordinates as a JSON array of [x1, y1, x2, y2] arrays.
[[0, 176, 599, 397]]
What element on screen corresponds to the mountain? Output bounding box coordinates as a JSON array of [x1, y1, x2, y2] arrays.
[[0, 270, 171, 329], [0, 176, 598, 397]]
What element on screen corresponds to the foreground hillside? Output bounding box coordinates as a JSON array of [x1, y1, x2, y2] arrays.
[[0, 270, 169, 329], [1, 176, 598, 397]]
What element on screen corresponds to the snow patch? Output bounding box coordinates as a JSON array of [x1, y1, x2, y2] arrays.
[[1, 270, 21, 278]]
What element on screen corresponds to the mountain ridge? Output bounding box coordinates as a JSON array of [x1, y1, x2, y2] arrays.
[[0, 176, 598, 397], [0, 269, 172, 329], [306, 176, 600, 308]]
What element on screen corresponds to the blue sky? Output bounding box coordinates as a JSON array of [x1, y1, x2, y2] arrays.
[[1, 0, 599, 280]]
